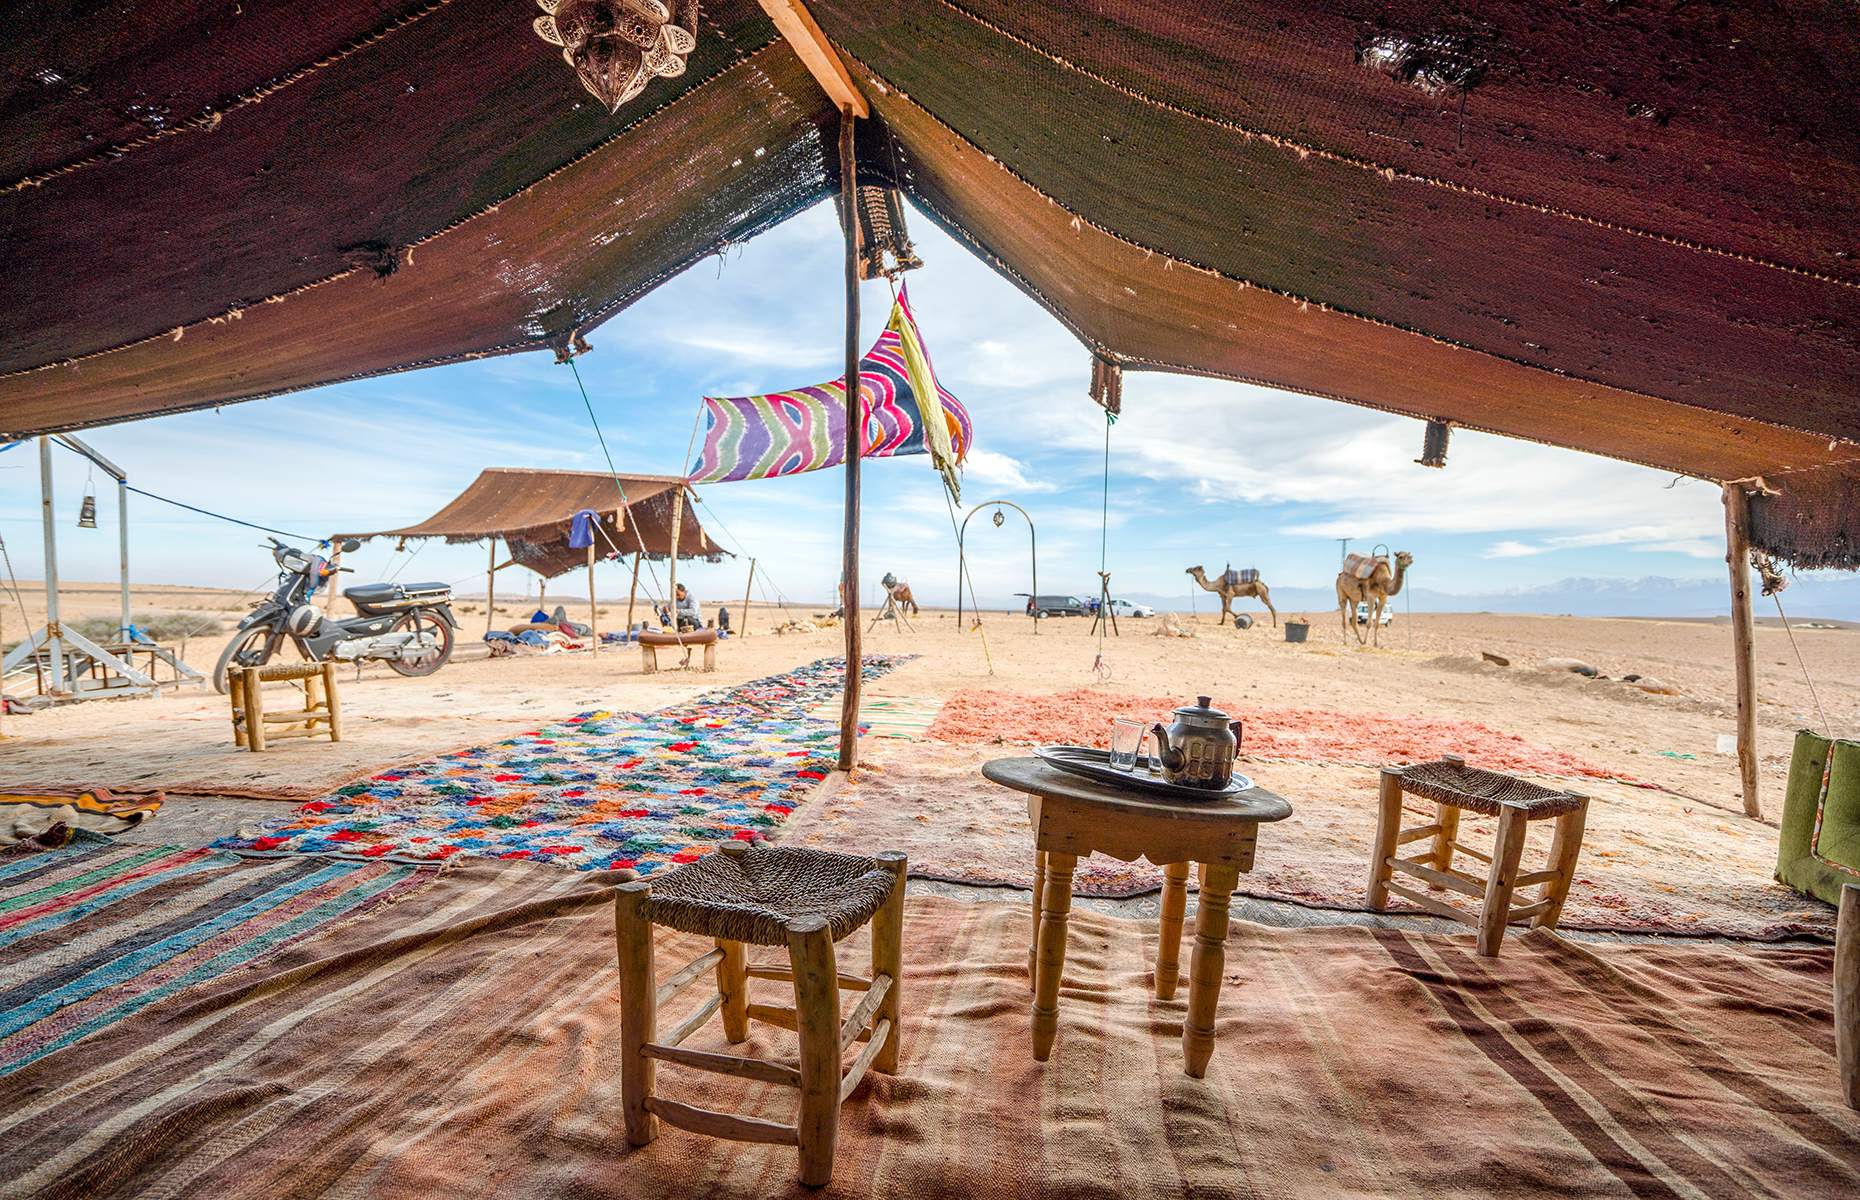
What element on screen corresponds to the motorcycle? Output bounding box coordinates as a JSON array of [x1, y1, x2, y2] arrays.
[[212, 538, 461, 694]]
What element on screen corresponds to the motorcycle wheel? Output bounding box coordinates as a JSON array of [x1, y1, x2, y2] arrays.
[[213, 625, 278, 694], [387, 611, 454, 677]]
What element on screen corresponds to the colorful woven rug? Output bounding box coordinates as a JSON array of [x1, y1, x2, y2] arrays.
[[805, 694, 945, 739], [212, 657, 906, 875], [0, 839, 438, 1078], [1, 789, 164, 846], [925, 688, 1639, 782], [3, 870, 1851, 1198]]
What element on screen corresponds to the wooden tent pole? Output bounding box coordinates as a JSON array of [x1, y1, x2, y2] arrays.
[[587, 541, 598, 656], [1723, 482, 1761, 819], [741, 557, 756, 635], [626, 552, 642, 633], [1838, 883, 1858, 1110], [837, 104, 862, 772], [668, 490, 684, 626], [485, 536, 498, 635]]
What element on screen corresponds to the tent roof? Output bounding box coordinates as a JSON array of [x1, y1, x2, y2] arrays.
[[2, 0, 1856, 563], [347, 468, 726, 579]]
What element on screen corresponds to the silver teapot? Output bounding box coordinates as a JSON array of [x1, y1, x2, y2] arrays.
[[1150, 696, 1242, 789]]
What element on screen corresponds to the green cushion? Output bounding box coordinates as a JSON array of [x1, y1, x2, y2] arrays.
[[1775, 731, 1860, 905]]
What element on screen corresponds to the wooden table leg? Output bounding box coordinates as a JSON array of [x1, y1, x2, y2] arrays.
[[1028, 849, 1047, 992], [1031, 851, 1077, 1062], [1183, 862, 1240, 1079], [1156, 861, 1191, 1000]]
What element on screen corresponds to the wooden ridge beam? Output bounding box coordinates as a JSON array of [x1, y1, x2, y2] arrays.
[[757, 0, 868, 116]]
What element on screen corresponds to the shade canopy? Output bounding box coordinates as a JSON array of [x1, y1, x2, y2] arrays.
[[344, 468, 726, 579], [2, 0, 1856, 564]]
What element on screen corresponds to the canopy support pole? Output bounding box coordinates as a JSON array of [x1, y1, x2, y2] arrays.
[[837, 104, 862, 772], [668, 492, 683, 624], [627, 553, 641, 633], [587, 542, 598, 656], [39, 437, 62, 694], [486, 537, 498, 635], [1723, 482, 1761, 819], [740, 557, 756, 636]]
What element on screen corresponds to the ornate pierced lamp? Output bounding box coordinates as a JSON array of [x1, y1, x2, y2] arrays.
[[534, 0, 699, 114]]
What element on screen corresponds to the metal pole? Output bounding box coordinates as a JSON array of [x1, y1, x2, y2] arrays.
[[587, 541, 598, 656], [38, 437, 63, 695], [1723, 483, 1761, 819], [118, 478, 131, 639], [837, 103, 863, 772]]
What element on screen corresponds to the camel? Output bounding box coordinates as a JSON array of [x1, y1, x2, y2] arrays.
[[1335, 551, 1412, 646], [1185, 566, 1278, 627], [880, 573, 918, 616]]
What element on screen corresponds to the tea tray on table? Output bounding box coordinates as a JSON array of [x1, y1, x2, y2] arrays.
[[1032, 745, 1254, 799]]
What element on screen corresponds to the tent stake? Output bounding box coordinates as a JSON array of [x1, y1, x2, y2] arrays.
[[1723, 482, 1761, 819], [837, 103, 862, 772]]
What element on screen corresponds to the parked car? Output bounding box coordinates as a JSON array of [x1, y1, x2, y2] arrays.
[[1106, 598, 1155, 618], [1354, 601, 1394, 627], [1016, 594, 1090, 617]]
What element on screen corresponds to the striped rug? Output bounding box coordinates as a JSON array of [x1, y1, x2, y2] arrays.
[[807, 694, 945, 739], [0, 841, 439, 1079], [2, 865, 1852, 1198]]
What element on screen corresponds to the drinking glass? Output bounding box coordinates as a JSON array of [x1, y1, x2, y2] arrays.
[[1110, 717, 1143, 771]]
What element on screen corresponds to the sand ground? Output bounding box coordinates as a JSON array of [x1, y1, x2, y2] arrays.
[[4, 585, 1856, 846]]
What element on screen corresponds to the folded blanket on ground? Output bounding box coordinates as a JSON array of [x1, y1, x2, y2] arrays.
[[1, 789, 164, 846]]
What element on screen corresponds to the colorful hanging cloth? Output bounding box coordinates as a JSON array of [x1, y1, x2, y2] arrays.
[[688, 287, 971, 500]]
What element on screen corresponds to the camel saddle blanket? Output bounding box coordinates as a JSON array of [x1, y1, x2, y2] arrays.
[[1344, 553, 1386, 580], [1219, 568, 1258, 588]]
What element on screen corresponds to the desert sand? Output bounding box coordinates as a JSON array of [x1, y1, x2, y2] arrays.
[[4, 584, 1855, 875]]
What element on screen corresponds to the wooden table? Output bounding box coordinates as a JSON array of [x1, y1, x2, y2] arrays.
[[982, 756, 1292, 1078]]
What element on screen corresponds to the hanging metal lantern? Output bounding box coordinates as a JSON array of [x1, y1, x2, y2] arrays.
[[77, 486, 97, 529], [992, 509, 1005, 528]]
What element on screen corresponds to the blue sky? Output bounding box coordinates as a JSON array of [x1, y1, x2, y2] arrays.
[[3, 199, 1843, 615]]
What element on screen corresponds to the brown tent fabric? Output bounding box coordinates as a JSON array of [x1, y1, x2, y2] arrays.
[[1, 0, 1856, 563], [345, 468, 729, 579]]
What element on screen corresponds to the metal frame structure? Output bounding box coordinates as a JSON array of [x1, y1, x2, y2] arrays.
[[1, 435, 204, 701], [956, 500, 1038, 632]]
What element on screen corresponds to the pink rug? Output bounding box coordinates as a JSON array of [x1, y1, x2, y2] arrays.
[[925, 688, 1638, 782]]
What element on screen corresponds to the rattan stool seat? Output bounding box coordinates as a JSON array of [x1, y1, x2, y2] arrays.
[[1394, 759, 1586, 818], [646, 845, 895, 946]]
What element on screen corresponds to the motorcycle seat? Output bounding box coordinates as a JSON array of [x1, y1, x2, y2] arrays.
[[343, 582, 450, 605]]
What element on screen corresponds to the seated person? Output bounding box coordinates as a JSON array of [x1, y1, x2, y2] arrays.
[[672, 583, 702, 633]]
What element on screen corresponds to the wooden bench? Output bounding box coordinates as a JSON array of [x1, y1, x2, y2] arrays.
[[638, 629, 718, 673], [229, 661, 342, 751]]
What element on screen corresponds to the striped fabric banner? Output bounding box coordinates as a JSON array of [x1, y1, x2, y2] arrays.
[[688, 289, 971, 498], [0, 840, 438, 1077]]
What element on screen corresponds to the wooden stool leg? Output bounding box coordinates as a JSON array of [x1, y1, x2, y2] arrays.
[[614, 881, 658, 1146], [1184, 863, 1241, 1078], [229, 670, 247, 748], [717, 938, 749, 1043], [703, 641, 716, 672], [1432, 803, 1461, 873], [1837, 883, 1858, 1111], [788, 916, 841, 1188], [1028, 850, 1047, 991], [322, 662, 343, 742], [1478, 803, 1530, 957], [641, 644, 657, 674], [1533, 800, 1589, 930], [872, 851, 907, 1075], [1031, 851, 1077, 1062], [1366, 769, 1405, 909], [243, 667, 266, 752], [1156, 861, 1191, 1000]]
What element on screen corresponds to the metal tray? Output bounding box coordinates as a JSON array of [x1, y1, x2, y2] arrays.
[[1032, 744, 1253, 799]]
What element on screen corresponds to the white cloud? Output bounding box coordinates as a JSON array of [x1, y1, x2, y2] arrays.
[[961, 449, 1053, 493]]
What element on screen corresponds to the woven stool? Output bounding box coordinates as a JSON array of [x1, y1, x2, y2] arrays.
[[228, 661, 342, 752], [614, 842, 907, 1187], [1366, 754, 1590, 957]]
